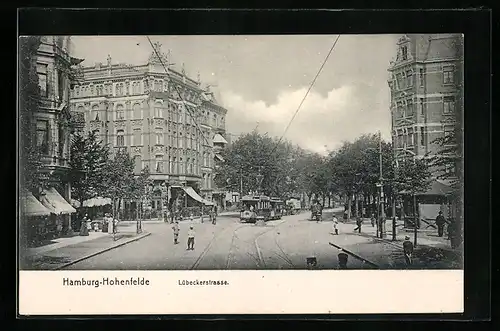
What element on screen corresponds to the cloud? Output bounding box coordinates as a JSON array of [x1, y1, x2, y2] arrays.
[[220, 84, 391, 155]]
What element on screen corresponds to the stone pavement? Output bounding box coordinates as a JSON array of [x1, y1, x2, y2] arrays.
[[22, 224, 151, 270]]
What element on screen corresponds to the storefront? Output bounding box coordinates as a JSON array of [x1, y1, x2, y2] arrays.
[[38, 187, 77, 238], [20, 190, 52, 246]]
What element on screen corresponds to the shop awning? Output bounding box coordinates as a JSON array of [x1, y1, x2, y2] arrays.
[[21, 191, 52, 217], [182, 186, 214, 206], [213, 133, 228, 144], [39, 187, 77, 214], [215, 154, 225, 162], [83, 197, 112, 207]]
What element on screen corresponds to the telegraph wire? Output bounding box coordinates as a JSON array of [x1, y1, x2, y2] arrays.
[[269, 35, 341, 156], [145, 36, 212, 147]]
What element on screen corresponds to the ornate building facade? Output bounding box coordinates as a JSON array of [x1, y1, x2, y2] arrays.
[[387, 34, 462, 177], [69, 43, 228, 212], [21, 36, 82, 243]]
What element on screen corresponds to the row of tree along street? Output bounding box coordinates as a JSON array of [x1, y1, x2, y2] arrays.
[[213, 130, 462, 248]]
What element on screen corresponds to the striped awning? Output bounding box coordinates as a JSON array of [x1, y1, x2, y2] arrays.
[[21, 191, 51, 217], [39, 187, 76, 214]]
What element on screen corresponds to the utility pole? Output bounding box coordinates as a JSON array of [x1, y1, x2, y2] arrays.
[[379, 131, 386, 238]]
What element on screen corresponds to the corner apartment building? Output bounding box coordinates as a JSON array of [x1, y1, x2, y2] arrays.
[[388, 34, 463, 177], [21, 36, 81, 241], [69, 42, 228, 210]]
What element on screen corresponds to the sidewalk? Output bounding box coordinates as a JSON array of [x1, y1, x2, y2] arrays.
[[332, 221, 462, 269], [22, 228, 151, 270]]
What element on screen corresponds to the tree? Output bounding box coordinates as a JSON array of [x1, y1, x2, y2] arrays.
[[69, 131, 110, 209], [393, 157, 432, 246], [19, 36, 44, 196], [101, 150, 136, 218]]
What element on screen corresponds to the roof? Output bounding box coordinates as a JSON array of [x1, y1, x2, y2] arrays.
[[213, 133, 228, 144]]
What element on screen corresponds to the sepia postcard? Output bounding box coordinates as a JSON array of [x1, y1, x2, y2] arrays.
[[18, 33, 465, 315]]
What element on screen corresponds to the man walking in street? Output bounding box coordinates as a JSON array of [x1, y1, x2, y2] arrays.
[[172, 221, 180, 244], [435, 211, 447, 237], [187, 226, 195, 250], [403, 235, 414, 266], [353, 216, 362, 233]]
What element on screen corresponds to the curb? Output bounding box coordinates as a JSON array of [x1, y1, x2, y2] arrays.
[[52, 232, 152, 270], [329, 242, 379, 269]]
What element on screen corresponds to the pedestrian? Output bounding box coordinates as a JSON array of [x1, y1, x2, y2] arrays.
[[211, 207, 217, 225], [172, 221, 180, 244], [338, 250, 348, 269], [403, 235, 414, 266], [79, 214, 89, 236], [353, 217, 362, 233], [187, 226, 195, 250], [370, 213, 376, 227], [435, 211, 446, 237], [332, 215, 339, 235]]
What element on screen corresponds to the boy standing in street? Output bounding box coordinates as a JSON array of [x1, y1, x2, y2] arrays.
[[187, 226, 195, 250], [332, 215, 339, 235], [172, 221, 180, 244]]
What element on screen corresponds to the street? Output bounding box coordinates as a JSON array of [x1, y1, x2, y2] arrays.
[[63, 210, 463, 270]]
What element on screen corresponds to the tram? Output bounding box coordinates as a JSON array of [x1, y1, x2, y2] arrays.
[[240, 195, 271, 223], [269, 198, 284, 220]]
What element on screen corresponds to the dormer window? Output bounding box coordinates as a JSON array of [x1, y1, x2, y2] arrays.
[[401, 46, 408, 61]]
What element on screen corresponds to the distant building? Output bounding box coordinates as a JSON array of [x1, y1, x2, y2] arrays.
[[388, 34, 462, 177], [69, 42, 229, 216]]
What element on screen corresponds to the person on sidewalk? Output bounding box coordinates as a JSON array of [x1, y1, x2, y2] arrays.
[[370, 214, 376, 227], [79, 215, 89, 236], [187, 226, 195, 250], [435, 211, 447, 237], [211, 206, 217, 225], [332, 215, 339, 235], [172, 221, 180, 244], [353, 217, 362, 233], [403, 235, 414, 266]]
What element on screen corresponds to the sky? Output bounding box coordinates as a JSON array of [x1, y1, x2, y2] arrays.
[[71, 35, 400, 154]]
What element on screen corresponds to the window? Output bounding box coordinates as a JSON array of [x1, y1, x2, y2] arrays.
[[420, 127, 425, 145], [75, 86, 80, 97], [134, 156, 142, 173], [173, 131, 177, 147], [401, 46, 408, 61], [116, 130, 125, 146], [96, 85, 101, 96], [116, 83, 123, 96], [154, 80, 162, 92], [443, 97, 455, 114], [92, 105, 100, 121], [37, 63, 48, 97], [155, 155, 163, 173], [36, 120, 49, 154], [406, 100, 414, 117], [154, 102, 162, 118], [116, 105, 125, 120], [179, 158, 184, 174], [133, 129, 141, 146], [58, 126, 65, 157], [169, 157, 173, 173], [90, 85, 95, 96], [444, 127, 454, 142], [133, 103, 141, 119], [179, 133, 183, 148], [420, 98, 425, 115], [173, 157, 177, 174], [419, 68, 424, 87], [443, 66, 454, 84], [406, 70, 413, 87], [156, 130, 163, 145]]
